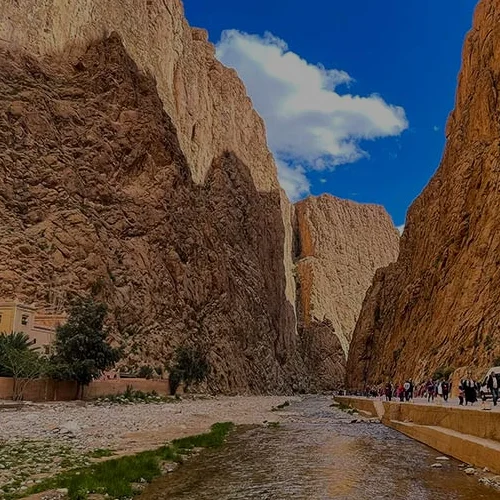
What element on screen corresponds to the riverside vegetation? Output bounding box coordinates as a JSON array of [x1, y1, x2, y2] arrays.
[[15, 423, 234, 500]]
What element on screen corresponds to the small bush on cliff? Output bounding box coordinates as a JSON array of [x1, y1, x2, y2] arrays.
[[432, 366, 454, 380], [51, 298, 121, 398], [168, 346, 210, 395], [138, 365, 155, 379]]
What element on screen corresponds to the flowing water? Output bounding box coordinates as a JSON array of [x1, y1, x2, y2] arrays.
[[141, 396, 500, 499]]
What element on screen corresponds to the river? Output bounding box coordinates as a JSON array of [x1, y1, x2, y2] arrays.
[[141, 396, 500, 499]]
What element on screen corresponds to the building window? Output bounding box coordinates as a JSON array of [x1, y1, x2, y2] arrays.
[[21, 314, 28, 326]]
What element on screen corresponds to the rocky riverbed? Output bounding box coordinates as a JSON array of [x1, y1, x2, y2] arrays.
[[0, 395, 298, 497]]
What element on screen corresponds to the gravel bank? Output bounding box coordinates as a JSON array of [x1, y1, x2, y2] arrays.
[[0, 395, 300, 453], [0, 395, 300, 495]]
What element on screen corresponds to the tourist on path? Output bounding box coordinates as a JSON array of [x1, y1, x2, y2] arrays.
[[462, 376, 477, 405], [487, 371, 499, 406], [404, 380, 411, 401], [385, 382, 393, 402], [458, 384, 465, 406], [426, 379, 435, 402], [397, 383, 405, 402], [441, 380, 449, 402]]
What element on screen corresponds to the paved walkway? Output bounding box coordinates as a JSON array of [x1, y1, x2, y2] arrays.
[[359, 396, 500, 412]]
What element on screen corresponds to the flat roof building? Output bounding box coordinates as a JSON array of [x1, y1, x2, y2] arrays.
[[0, 301, 66, 353]]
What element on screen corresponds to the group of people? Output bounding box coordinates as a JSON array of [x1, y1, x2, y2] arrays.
[[358, 370, 500, 407], [458, 371, 499, 406], [363, 378, 452, 403]]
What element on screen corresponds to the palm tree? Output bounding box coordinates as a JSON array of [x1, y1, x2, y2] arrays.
[[0, 332, 35, 351]]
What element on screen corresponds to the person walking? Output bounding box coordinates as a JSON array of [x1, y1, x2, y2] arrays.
[[404, 380, 411, 402], [463, 375, 477, 406], [385, 382, 393, 402], [426, 379, 435, 402], [409, 379, 414, 401], [398, 382, 405, 402], [458, 383, 465, 406], [487, 371, 499, 406], [441, 379, 449, 402]]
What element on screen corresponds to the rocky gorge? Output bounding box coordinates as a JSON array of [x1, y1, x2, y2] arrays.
[[347, 0, 500, 388], [0, 0, 399, 393]]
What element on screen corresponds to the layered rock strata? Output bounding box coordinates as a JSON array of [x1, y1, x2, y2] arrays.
[[347, 0, 500, 388], [295, 195, 400, 389]]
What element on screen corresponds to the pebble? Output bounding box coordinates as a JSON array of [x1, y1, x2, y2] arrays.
[[435, 456, 449, 461], [431, 463, 443, 468], [465, 468, 476, 475]]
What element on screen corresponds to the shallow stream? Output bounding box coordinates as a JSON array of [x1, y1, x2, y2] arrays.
[[141, 396, 500, 499]]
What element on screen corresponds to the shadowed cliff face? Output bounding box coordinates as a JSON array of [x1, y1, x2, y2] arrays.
[[347, 0, 500, 389], [0, 34, 304, 393]]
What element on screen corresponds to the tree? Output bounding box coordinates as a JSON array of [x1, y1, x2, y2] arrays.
[[168, 346, 210, 395], [0, 333, 46, 400], [52, 298, 121, 398]]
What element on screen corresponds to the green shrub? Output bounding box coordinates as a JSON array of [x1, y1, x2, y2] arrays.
[[24, 423, 233, 500], [138, 365, 155, 379], [168, 346, 210, 394]]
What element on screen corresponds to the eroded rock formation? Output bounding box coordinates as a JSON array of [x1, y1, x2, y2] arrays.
[[295, 195, 400, 389], [0, 0, 401, 393], [347, 0, 500, 389], [0, 30, 305, 393]]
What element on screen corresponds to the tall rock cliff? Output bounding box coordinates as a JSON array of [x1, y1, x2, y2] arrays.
[[0, 0, 401, 393], [0, 0, 302, 393], [347, 0, 500, 388], [295, 195, 400, 389]]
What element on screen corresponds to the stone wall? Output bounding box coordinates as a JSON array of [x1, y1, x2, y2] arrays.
[[0, 377, 170, 401]]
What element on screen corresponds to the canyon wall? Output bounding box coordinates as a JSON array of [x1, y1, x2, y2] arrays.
[[347, 0, 500, 388], [0, 0, 302, 393], [295, 195, 400, 389], [0, 0, 401, 392], [0, 0, 296, 322]]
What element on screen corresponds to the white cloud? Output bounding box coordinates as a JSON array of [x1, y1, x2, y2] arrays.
[[396, 224, 405, 235], [275, 160, 310, 201], [433, 125, 439, 132], [216, 30, 408, 200], [319, 178, 327, 184]]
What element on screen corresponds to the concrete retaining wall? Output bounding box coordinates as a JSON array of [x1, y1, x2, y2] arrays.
[[336, 396, 379, 417], [382, 402, 500, 442], [336, 396, 500, 474]]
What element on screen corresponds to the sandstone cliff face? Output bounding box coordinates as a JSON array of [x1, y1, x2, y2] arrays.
[[0, 0, 402, 393], [295, 195, 400, 389], [0, 30, 304, 392], [347, 0, 500, 388], [0, 0, 297, 320]]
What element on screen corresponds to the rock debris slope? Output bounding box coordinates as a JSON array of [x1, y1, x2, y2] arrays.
[[347, 0, 500, 388]]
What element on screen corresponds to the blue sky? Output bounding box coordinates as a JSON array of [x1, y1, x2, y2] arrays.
[[183, 0, 477, 228]]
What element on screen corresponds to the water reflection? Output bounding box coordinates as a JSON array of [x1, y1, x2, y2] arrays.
[[141, 396, 500, 499]]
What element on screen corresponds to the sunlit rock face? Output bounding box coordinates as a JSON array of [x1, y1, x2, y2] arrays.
[[295, 195, 399, 390], [347, 0, 500, 389]]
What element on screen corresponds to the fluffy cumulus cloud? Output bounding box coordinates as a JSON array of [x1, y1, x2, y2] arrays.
[[216, 30, 408, 201], [396, 224, 405, 235]]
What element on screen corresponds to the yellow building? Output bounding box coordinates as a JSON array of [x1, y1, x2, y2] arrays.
[[0, 301, 66, 353]]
